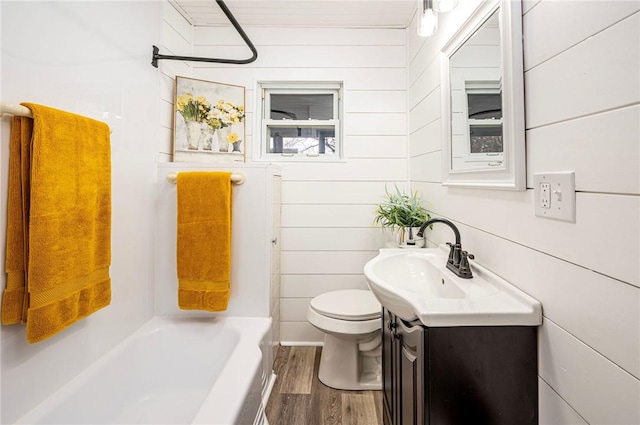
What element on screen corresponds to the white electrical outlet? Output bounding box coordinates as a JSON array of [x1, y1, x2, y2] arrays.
[[540, 182, 551, 209], [533, 172, 576, 222]]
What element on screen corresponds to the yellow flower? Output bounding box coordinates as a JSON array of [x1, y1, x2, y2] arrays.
[[195, 96, 210, 108], [226, 132, 239, 143]]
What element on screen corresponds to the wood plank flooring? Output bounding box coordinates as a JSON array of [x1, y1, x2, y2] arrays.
[[266, 346, 384, 425]]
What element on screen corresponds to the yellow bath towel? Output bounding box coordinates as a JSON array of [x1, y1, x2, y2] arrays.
[[176, 171, 232, 312], [2, 117, 31, 325], [1, 103, 111, 343]]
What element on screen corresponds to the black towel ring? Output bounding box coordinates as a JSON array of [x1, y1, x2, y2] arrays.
[[151, 0, 258, 68]]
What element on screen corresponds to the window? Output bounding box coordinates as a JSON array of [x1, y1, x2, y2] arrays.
[[463, 81, 503, 164], [257, 82, 342, 160]]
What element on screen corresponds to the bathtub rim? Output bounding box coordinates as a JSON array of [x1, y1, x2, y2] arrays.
[[191, 316, 272, 425], [13, 315, 272, 425]]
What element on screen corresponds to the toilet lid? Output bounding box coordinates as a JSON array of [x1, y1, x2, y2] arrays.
[[310, 290, 381, 321]]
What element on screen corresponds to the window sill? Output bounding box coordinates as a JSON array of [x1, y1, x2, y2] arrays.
[[253, 155, 346, 163]]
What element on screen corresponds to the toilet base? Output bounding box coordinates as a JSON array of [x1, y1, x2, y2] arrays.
[[318, 334, 382, 391]]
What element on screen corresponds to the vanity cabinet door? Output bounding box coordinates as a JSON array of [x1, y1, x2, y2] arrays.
[[397, 319, 426, 425], [427, 326, 538, 425], [382, 308, 398, 425]]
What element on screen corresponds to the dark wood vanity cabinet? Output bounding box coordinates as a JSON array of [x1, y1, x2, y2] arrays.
[[382, 307, 538, 425]]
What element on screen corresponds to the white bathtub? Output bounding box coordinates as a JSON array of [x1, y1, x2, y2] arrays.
[[15, 317, 273, 425]]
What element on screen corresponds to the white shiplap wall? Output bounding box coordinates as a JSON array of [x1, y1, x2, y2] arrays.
[[159, 3, 193, 162], [161, 5, 409, 343], [408, 1, 640, 424]]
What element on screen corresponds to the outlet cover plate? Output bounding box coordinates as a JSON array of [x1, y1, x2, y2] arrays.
[[534, 172, 576, 222]]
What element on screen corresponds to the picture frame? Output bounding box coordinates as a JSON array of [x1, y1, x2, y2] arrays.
[[173, 76, 246, 163]]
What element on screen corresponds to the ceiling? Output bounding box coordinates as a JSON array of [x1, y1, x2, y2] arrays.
[[170, 0, 418, 29]]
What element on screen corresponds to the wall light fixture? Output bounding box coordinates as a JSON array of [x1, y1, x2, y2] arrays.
[[418, 0, 438, 37], [417, 0, 459, 38]]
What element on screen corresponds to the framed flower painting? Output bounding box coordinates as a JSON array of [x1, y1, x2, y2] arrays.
[[173, 76, 246, 163]]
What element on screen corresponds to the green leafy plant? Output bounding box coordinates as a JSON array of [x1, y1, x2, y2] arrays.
[[373, 185, 430, 230]]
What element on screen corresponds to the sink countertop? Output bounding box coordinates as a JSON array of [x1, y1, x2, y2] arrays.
[[364, 247, 542, 327]]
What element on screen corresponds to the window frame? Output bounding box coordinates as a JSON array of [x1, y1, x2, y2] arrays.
[[254, 81, 343, 162]]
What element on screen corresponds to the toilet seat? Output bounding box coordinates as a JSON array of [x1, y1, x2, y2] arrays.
[[307, 307, 380, 335], [309, 289, 381, 321], [308, 290, 382, 336]]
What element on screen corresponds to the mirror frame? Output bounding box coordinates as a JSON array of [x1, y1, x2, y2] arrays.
[[440, 0, 526, 191]]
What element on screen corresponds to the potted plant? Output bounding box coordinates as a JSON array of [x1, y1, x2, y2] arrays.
[[373, 185, 431, 248]]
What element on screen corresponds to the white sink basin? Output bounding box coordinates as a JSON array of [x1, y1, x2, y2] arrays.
[[364, 247, 542, 327]]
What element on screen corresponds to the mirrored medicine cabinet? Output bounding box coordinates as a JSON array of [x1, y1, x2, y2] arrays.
[[441, 0, 526, 190]]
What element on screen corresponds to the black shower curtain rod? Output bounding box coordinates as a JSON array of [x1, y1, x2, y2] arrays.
[[151, 0, 258, 68]]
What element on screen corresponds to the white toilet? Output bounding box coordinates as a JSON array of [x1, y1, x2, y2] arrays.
[[307, 289, 382, 390]]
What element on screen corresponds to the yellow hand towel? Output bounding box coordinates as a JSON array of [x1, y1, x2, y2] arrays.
[[1, 103, 112, 343], [176, 171, 232, 312]]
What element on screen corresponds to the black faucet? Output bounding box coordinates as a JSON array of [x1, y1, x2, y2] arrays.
[[416, 218, 474, 279]]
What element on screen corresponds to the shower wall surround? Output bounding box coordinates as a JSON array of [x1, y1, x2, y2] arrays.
[[155, 162, 282, 366], [0, 1, 161, 423], [407, 1, 639, 424]]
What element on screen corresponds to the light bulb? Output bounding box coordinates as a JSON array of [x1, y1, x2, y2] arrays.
[[417, 8, 438, 37], [434, 0, 458, 13]]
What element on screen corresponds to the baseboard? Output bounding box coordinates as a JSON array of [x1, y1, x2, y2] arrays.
[[279, 341, 323, 347]]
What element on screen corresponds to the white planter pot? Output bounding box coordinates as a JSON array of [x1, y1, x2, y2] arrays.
[[395, 227, 425, 248]]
